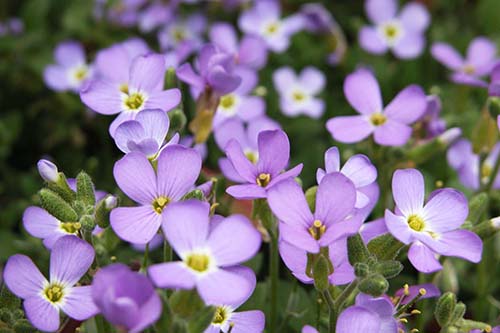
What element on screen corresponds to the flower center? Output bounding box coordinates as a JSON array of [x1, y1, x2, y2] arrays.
[[481, 163, 492, 180], [119, 83, 129, 94], [370, 112, 387, 126], [407, 214, 425, 232], [462, 64, 475, 75], [384, 24, 399, 39], [264, 21, 280, 36], [173, 28, 186, 42], [256, 173, 271, 187], [220, 94, 237, 111], [124, 92, 145, 111], [60, 222, 81, 234], [245, 150, 259, 164], [212, 306, 231, 325], [185, 253, 211, 273], [292, 90, 306, 102], [74, 67, 88, 82], [308, 219, 326, 240], [152, 196, 171, 214], [44, 283, 65, 303]]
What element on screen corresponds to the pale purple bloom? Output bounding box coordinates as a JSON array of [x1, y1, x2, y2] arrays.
[[92, 264, 162, 333], [238, 0, 304, 53], [279, 238, 355, 285], [106, 0, 146, 27], [317, 147, 378, 208], [114, 109, 178, 158], [419, 95, 446, 139], [179, 135, 208, 161], [273, 67, 325, 119], [209, 22, 268, 69], [385, 168, 482, 273], [138, 2, 175, 32], [359, 0, 430, 59], [3, 236, 98, 332], [37, 159, 59, 182], [360, 218, 388, 243], [213, 68, 265, 128], [268, 173, 360, 253], [327, 68, 427, 146], [80, 53, 181, 136], [43, 41, 93, 92], [110, 145, 201, 244], [177, 44, 242, 96], [158, 13, 206, 53], [203, 266, 265, 333], [447, 139, 500, 190], [148, 200, 261, 305], [431, 37, 498, 87], [488, 63, 500, 96], [302, 325, 319, 333], [223, 129, 303, 200]]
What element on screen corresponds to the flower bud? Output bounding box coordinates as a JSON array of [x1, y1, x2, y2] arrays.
[[181, 189, 205, 201], [472, 218, 500, 240], [450, 302, 466, 325], [487, 96, 500, 119], [358, 274, 388, 297], [105, 195, 118, 209], [305, 186, 318, 211], [39, 189, 78, 222], [347, 233, 370, 265], [435, 292, 457, 328], [37, 159, 59, 183], [169, 108, 187, 133], [313, 254, 331, 292], [354, 262, 369, 278], [80, 215, 95, 231], [376, 260, 404, 279], [471, 109, 498, 155], [188, 306, 216, 333], [367, 234, 404, 261], [437, 127, 462, 146], [76, 171, 95, 207], [467, 193, 489, 225], [95, 195, 118, 228]]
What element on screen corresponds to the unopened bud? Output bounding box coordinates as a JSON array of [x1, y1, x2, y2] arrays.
[[39, 189, 78, 222], [105, 195, 118, 209], [435, 292, 456, 328], [438, 127, 462, 146], [313, 254, 330, 292], [358, 274, 388, 297], [354, 262, 369, 278], [487, 96, 500, 119], [76, 171, 96, 207], [169, 108, 187, 132], [305, 186, 318, 211], [80, 215, 95, 231], [37, 159, 59, 182], [376, 260, 404, 279], [347, 233, 370, 265], [467, 193, 489, 225], [472, 218, 500, 240], [450, 302, 466, 325]]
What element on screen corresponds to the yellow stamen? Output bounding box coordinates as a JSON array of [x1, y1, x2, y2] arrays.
[[60, 222, 81, 234], [74, 67, 88, 81], [220, 94, 236, 109], [419, 288, 427, 296], [292, 91, 306, 102], [463, 64, 475, 75], [256, 173, 271, 187], [384, 25, 398, 39], [119, 83, 129, 94], [212, 306, 230, 324], [152, 196, 171, 214], [265, 22, 280, 35], [407, 214, 425, 232], [185, 253, 210, 273], [370, 112, 387, 126], [481, 164, 492, 179], [403, 284, 410, 296], [44, 284, 64, 303], [124, 93, 145, 110], [308, 220, 326, 240]]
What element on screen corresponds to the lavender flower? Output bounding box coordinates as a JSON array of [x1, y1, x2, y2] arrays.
[[110, 145, 201, 244], [148, 200, 261, 305], [3, 236, 97, 332], [279, 238, 355, 285], [106, 0, 146, 27], [419, 95, 446, 139], [268, 173, 360, 253], [302, 326, 319, 333], [238, 0, 304, 53], [327, 68, 427, 146], [138, 2, 175, 33], [385, 168, 482, 273], [114, 109, 178, 158], [43, 41, 93, 92], [92, 264, 162, 333], [317, 147, 378, 208], [488, 63, 500, 96], [431, 37, 498, 87], [37, 159, 59, 182], [176, 44, 242, 96], [209, 22, 268, 69], [158, 13, 206, 53], [204, 266, 265, 333], [224, 129, 303, 200], [273, 67, 326, 118], [81, 53, 181, 136], [359, 0, 430, 59]]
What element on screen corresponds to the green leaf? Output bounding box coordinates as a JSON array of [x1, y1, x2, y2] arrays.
[[367, 234, 404, 260]]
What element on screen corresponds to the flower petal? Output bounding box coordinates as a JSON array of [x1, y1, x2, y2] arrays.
[[131, 290, 162, 333], [197, 267, 255, 305], [129, 54, 165, 92], [399, 2, 430, 32], [344, 69, 382, 115], [230, 310, 266, 333], [374, 119, 412, 146], [114, 120, 146, 154], [279, 222, 320, 254], [384, 85, 427, 124], [24, 296, 60, 332], [300, 67, 326, 94], [4, 255, 46, 299], [392, 168, 425, 216], [423, 189, 468, 233], [226, 184, 267, 200], [50, 236, 94, 286], [23, 207, 60, 240], [80, 79, 122, 115], [315, 173, 356, 226], [257, 129, 290, 175], [326, 116, 373, 143], [466, 37, 497, 74], [421, 230, 482, 263], [384, 209, 414, 244], [408, 241, 442, 273], [61, 286, 99, 320], [225, 139, 258, 183], [324, 146, 341, 174], [110, 206, 161, 244], [392, 33, 425, 59], [341, 154, 377, 188], [267, 179, 313, 228], [359, 26, 388, 55], [431, 43, 464, 70], [365, 0, 397, 24], [148, 262, 196, 289], [145, 88, 181, 112], [336, 306, 381, 333], [55, 41, 85, 66]]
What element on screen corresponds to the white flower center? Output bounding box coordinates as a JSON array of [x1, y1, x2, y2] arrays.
[[378, 20, 404, 46]]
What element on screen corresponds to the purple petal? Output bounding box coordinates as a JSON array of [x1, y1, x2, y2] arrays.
[[95, 44, 132, 83], [246, 116, 282, 148], [341, 154, 377, 188], [360, 218, 388, 243], [324, 146, 341, 174], [110, 206, 161, 244], [176, 63, 205, 89], [257, 130, 289, 175], [374, 119, 412, 146], [392, 33, 425, 59], [24, 296, 60, 332], [384, 85, 427, 124], [148, 262, 196, 289], [273, 67, 297, 93], [431, 43, 464, 70], [466, 37, 497, 74], [214, 118, 248, 150], [80, 79, 122, 115], [451, 72, 488, 87], [279, 222, 320, 254], [344, 69, 382, 115], [230, 310, 265, 333], [365, 0, 397, 24], [156, 145, 201, 200], [299, 67, 326, 94], [226, 184, 267, 200], [238, 36, 268, 69], [392, 169, 425, 216], [408, 242, 442, 273], [395, 283, 441, 303], [326, 116, 373, 143], [61, 286, 98, 320], [219, 158, 245, 183], [50, 236, 94, 286], [162, 200, 210, 255], [237, 96, 266, 121], [315, 173, 356, 226], [109, 111, 136, 137], [129, 54, 165, 92], [279, 240, 307, 277], [132, 290, 162, 333], [399, 3, 430, 32], [267, 179, 313, 228], [384, 209, 414, 244], [207, 215, 261, 266], [197, 267, 255, 305], [114, 120, 146, 154], [144, 88, 181, 112], [267, 164, 303, 188], [318, 214, 363, 247], [4, 255, 46, 299], [225, 139, 258, 183], [23, 207, 60, 240], [359, 26, 388, 55], [423, 189, 468, 233], [336, 306, 381, 333], [113, 152, 157, 204], [55, 41, 85, 66], [302, 325, 319, 333], [209, 23, 238, 53], [44, 65, 70, 91], [422, 230, 482, 263]]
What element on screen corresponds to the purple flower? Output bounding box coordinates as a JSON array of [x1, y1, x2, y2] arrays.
[[209, 22, 268, 69], [273, 67, 326, 119], [3, 236, 98, 332], [213, 68, 265, 128], [114, 109, 178, 158], [431, 37, 498, 87], [360, 218, 388, 243], [177, 44, 242, 96], [317, 147, 378, 208], [385, 168, 482, 273], [471, 327, 500, 333], [138, 2, 175, 33], [203, 266, 265, 333], [419, 95, 446, 139], [179, 135, 208, 161], [279, 238, 355, 285], [92, 264, 162, 333], [148, 200, 261, 305], [158, 12, 206, 53], [43, 41, 93, 92], [223, 129, 303, 200], [488, 63, 500, 96], [110, 145, 201, 244], [37, 159, 59, 182], [268, 173, 360, 253], [359, 0, 430, 59], [81, 53, 181, 136], [238, 0, 304, 53], [326, 68, 427, 146], [302, 325, 319, 333], [106, 0, 146, 27]]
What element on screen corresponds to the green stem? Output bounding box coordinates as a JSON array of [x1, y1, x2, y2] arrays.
[[323, 290, 336, 333], [141, 243, 150, 273], [95, 315, 112, 333], [483, 151, 500, 192], [333, 279, 358, 322]]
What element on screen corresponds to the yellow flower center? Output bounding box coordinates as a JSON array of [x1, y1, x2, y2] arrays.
[[119, 83, 129, 94], [481, 163, 492, 180], [173, 28, 186, 42], [384, 24, 399, 39], [220, 94, 236, 109], [124, 93, 145, 110], [407, 214, 425, 232], [256, 173, 271, 187], [308, 219, 326, 240], [265, 22, 280, 35], [74, 67, 88, 81], [152, 196, 171, 214], [212, 306, 231, 324], [185, 253, 211, 272], [462, 64, 475, 75], [370, 112, 387, 126], [44, 284, 64, 303], [292, 90, 306, 102], [60, 222, 81, 234]]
